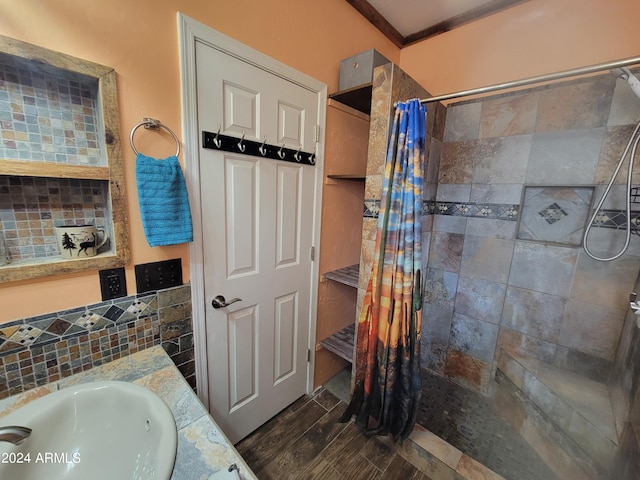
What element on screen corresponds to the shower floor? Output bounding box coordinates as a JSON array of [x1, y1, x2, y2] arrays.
[[416, 369, 557, 480], [325, 366, 557, 480]]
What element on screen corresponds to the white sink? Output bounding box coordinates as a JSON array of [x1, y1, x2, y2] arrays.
[[0, 381, 177, 480]]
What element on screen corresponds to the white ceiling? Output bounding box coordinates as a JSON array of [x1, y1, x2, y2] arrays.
[[368, 0, 497, 37], [347, 0, 527, 47]]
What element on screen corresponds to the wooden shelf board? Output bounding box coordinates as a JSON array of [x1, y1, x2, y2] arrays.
[[329, 84, 372, 115], [0, 158, 110, 180], [323, 264, 359, 288], [320, 323, 355, 363], [326, 174, 366, 181]]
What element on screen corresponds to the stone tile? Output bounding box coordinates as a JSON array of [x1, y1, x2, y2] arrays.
[[522, 370, 573, 430], [420, 305, 453, 374], [426, 137, 442, 184], [466, 218, 516, 240], [496, 327, 557, 364], [508, 241, 577, 297], [526, 128, 605, 184], [454, 275, 506, 325], [535, 76, 615, 132], [566, 408, 618, 469], [439, 140, 475, 184], [472, 135, 532, 184], [496, 350, 526, 389], [595, 125, 640, 184], [433, 215, 468, 234], [424, 268, 458, 309], [552, 345, 612, 384], [560, 299, 624, 361], [571, 251, 640, 310], [156, 284, 191, 308], [608, 74, 640, 126], [409, 424, 463, 470], [444, 102, 482, 142], [479, 91, 538, 138], [428, 232, 464, 273], [450, 313, 499, 364], [502, 286, 567, 342], [444, 349, 493, 393], [470, 184, 523, 204], [134, 364, 206, 430], [398, 438, 464, 480], [170, 413, 257, 480], [460, 236, 514, 284], [436, 184, 472, 203], [456, 454, 505, 480]]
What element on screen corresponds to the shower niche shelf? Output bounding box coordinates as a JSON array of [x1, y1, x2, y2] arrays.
[[0, 35, 129, 283]]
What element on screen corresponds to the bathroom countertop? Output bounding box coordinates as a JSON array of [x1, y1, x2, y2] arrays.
[[0, 345, 258, 480]]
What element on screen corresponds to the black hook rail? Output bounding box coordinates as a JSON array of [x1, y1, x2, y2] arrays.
[[202, 130, 316, 166]]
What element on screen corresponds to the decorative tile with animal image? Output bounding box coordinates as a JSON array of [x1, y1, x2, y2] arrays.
[[517, 186, 595, 246]]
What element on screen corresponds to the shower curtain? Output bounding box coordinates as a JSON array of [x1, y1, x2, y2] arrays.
[[340, 98, 426, 441]]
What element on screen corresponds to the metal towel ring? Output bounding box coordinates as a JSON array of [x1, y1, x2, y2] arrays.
[[130, 117, 181, 157]]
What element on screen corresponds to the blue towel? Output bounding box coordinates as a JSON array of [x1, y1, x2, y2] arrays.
[[136, 153, 193, 247]]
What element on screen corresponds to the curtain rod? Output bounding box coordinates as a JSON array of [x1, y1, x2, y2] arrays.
[[414, 55, 640, 104]]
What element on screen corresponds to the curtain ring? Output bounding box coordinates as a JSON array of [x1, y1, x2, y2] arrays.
[[213, 125, 222, 148], [294, 145, 302, 162], [259, 135, 268, 156], [237, 130, 246, 153], [277, 141, 286, 159]]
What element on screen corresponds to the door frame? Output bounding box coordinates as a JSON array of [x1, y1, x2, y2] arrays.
[[177, 13, 326, 407]]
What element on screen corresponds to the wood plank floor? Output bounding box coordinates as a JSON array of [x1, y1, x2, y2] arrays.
[[235, 389, 436, 480]]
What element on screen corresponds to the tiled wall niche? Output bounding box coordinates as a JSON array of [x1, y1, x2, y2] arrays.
[[0, 176, 109, 261], [0, 284, 195, 399], [422, 70, 640, 393], [0, 52, 103, 165]]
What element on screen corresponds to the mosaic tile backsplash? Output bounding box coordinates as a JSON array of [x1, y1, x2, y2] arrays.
[[0, 52, 103, 165], [0, 176, 109, 261], [0, 284, 194, 399]]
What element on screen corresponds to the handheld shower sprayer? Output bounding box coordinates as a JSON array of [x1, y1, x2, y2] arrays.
[[583, 66, 640, 261]]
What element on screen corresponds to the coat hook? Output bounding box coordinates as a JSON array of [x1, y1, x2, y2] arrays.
[[309, 144, 317, 165], [213, 125, 222, 148], [278, 141, 286, 159], [259, 135, 268, 156], [237, 130, 246, 152], [294, 144, 303, 162]]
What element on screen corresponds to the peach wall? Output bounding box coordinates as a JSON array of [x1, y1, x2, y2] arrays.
[[0, 0, 398, 323], [399, 0, 640, 101]]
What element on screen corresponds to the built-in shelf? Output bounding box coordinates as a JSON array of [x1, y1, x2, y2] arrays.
[[320, 323, 355, 363], [0, 159, 110, 180], [323, 263, 359, 288], [329, 83, 372, 115], [326, 174, 366, 181]]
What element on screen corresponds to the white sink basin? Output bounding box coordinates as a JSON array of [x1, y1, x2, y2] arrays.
[[0, 381, 177, 480]]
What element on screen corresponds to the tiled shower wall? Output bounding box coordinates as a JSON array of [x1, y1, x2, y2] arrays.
[[422, 72, 640, 393], [0, 284, 194, 399]]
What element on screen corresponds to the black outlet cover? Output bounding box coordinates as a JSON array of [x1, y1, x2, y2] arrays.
[[99, 267, 127, 301], [134, 258, 183, 293]]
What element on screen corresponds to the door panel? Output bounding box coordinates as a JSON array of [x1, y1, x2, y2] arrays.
[[195, 40, 319, 442], [276, 164, 302, 267], [223, 81, 260, 138], [224, 156, 258, 278]]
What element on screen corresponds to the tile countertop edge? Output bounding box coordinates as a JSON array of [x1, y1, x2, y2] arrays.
[[0, 345, 258, 480]]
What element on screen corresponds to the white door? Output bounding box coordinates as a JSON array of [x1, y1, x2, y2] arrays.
[[195, 40, 319, 443]]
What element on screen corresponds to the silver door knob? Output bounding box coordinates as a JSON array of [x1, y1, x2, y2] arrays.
[[211, 295, 242, 309]]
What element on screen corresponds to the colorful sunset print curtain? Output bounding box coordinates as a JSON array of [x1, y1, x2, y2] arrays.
[[340, 99, 426, 441]]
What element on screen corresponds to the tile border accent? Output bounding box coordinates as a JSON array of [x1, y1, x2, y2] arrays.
[[364, 200, 640, 232], [0, 284, 194, 399], [364, 199, 520, 221]]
